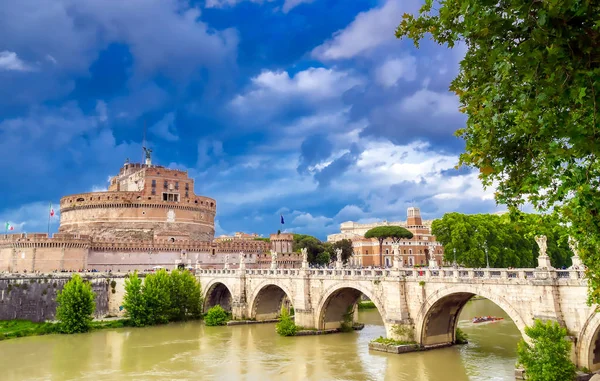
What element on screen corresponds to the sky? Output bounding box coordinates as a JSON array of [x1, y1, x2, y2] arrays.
[[0, 0, 509, 240]]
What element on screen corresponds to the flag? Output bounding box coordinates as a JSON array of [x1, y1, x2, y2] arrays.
[[280, 215, 285, 224], [49, 202, 55, 217], [5, 222, 13, 231]]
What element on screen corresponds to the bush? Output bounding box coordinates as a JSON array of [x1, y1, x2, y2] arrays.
[[141, 270, 171, 325], [372, 336, 416, 346], [455, 327, 468, 344], [123, 272, 146, 327], [56, 274, 96, 334], [169, 269, 203, 321], [517, 319, 576, 381], [205, 305, 230, 326], [339, 305, 355, 333], [122, 269, 203, 327], [358, 301, 376, 310], [276, 306, 297, 336]]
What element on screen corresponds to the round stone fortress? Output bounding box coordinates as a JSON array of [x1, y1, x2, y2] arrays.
[[59, 162, 216, 241]]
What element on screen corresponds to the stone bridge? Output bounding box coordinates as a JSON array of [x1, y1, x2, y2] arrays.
[[198, 265, 600, 371]]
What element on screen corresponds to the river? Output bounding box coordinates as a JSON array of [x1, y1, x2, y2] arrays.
[[0, 299, 521, 381]]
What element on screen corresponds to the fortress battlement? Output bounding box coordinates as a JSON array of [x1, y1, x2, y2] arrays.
[[60, 191, 216, 211]]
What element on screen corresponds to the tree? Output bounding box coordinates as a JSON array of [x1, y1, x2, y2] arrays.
[[293, 234, 326, 265], [364, 226, 414, 267], [123, 271, 147, 327], [275, 306, 297, 336], [432, 212, 573, 268], [204, 305, 229, 326], [169, 269, 202, 321], [396, 1, 600, 303], [517, 320, 576, 381], [55, 274, 96, 334], [333, 239, 354, 263], [142, 269, 171, 325]]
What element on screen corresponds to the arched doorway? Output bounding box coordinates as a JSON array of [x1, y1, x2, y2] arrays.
[[204, 282, 233, 313]]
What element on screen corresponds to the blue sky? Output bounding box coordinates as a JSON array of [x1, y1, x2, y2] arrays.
[[0, 0, 507, 240]]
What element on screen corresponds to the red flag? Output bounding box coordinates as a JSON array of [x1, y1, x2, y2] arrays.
[[49, 203, 55, 217]]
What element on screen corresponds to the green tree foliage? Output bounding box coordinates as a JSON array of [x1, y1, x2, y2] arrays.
[[275, 306, 297, 336], [169, 269, 203, 321], [432, 212, 573, 268], [517, 320, 576, 381], [55, 274, 96, 334], [293, 234, 324, 264], [123, 271, 146, 327], [332, 239, 354, 263], [123, 269, 203, 327], [364, 226, 414, 267], [204, 305, 230, 326], [396, 0, 600, 304], [142, 270, 171, 325]]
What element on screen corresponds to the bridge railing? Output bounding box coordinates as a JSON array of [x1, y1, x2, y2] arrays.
[[195, 267, 586, 282]]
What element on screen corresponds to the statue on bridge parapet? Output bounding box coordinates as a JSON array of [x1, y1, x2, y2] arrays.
[[301, 248, 308, 269], [391, 243, 402, 270], [270, 250, 278, 269], [569, 236, 584, 269], [239, 251, 246, 270], [535, 235, 553, 269], [335, 248, 343, 269]]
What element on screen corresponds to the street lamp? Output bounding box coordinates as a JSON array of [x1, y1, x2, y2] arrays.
[[485, 245, 490, 269], [453, 248, 457, 267]]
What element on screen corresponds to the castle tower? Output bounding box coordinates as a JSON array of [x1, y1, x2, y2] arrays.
[[406, 207, 423, 226], [270, 233, 294, 254]]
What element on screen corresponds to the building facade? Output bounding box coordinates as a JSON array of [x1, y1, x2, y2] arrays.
[[0, 153, 301, 272], [328, 207, 445, 268]]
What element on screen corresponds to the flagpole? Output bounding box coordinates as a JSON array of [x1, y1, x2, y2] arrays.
[[47, 202, 51, 236]]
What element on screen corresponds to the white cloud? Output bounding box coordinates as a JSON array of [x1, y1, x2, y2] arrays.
[[375, 56, 417, 87], [399, 89, 459, 115], [312, 0, 419, 60], [230, 67, 362, 117], [282, 0, 314, 13], [95, 100, 108, 122], [205, 0, 274, 8], [150, 112, 179, 142], [0, 51, 35, 71]]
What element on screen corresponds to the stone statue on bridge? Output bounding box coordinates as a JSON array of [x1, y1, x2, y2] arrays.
[[391, 243, 401, 270], [270, 250, 278, 269], [224, 254, 230, 270], [535, 235, 552, 269], [239, 252, 246, 270], [301, 248, 308, 269], [569, 236, 584, 269], [335, 248, 343, 269]]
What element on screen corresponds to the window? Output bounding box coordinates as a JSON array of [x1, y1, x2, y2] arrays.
[[185, 191, 189, 198], [175, 181, 179, 190], [162, 193, 179, 202], [163, 181, 168, 189], [151, 189, 156, 195], [385, 249, 389, 254], [152, 180, 156, 187], [185, 183, 189, 190]]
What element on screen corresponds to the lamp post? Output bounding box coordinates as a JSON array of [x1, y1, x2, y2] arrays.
[[453, 248, 457, 267], [485, 245, 490, 269]]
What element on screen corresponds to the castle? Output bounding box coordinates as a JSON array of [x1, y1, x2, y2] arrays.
[[0, 152, 299, 272]]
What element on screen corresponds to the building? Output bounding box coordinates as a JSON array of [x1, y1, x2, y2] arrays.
[[0, 151, 300, 272], [215, 232, 262, 242], [329, 207, 445, 268]]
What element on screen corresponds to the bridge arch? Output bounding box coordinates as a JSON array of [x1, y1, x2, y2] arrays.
[[247, 280, 295, 321], [203, 280, 234, 313], [316, 282, 386, 331], [416, 284, 527, 347], [577, 311, 600, 372]]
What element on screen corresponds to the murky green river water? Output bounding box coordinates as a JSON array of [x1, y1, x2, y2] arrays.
[[0, 299, 521, 380]]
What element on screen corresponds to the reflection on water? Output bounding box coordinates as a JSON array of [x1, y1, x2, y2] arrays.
[[0, 299, 521, 381]]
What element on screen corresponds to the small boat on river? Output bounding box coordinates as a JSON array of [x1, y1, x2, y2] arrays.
[[472, 316, 504, 324]]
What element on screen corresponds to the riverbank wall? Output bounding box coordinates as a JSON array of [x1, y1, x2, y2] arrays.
[[0, 273, 129, 322]]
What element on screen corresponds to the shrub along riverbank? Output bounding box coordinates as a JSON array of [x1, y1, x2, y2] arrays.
[[0, 319, 128, 341]]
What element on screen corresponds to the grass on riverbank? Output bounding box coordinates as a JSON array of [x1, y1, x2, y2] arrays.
[[0, 319, 129, 341], [357, 301, 376, 310]]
